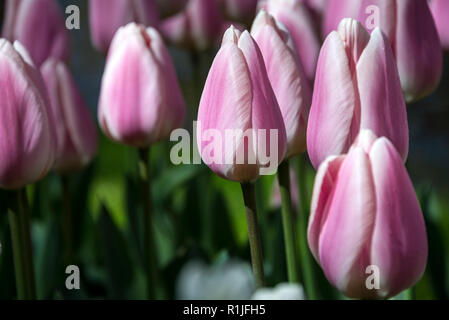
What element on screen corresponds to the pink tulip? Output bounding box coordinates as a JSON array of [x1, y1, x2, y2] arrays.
[[89, 0, 160, 52], [307, 19, 408, 169], [155, 0, 188, 18], [2, 0, 69, 66], [0, 40, 54, 189], [259, 0, 320, 83], [429, 0, 449, 50], [197, 26, 287, 182], [322, 0, 360, 38], [161, 0, 223, 50], [308, 130, 428, 299], [357, 0, 442, 102], [41, 59, 98, 173], [251, 10, 311, 157], [98, 23, 185, 147], [217, 0, 259, 24]]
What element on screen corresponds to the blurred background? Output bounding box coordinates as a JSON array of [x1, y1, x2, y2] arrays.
[[0, 0, 448, 300]]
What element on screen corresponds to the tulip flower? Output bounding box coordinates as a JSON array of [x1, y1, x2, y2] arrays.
[[98, 23, 186, 148], [41, 59, 98, 173], [307, 19, 408, 169], [89, 0, 160, 52], [155, 0, 188, 18], [322, 0, 360, 37], [259, 0, 320, 83], [357, 0, 442, 102], [2, 0, 70, 66], [251, 10, 311, 158], [197, 26, 287, 182], [217, 0, 259, 24], [429, 0, 449, 50], [161, 0, 223, 50], [308, 130, 428, 299], [0, 40, 54, 190]]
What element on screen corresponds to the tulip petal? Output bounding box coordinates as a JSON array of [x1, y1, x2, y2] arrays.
[[369, 138, 428, 298]]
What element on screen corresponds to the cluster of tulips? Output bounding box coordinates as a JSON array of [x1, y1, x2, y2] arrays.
[[0, 0, 448, 300]]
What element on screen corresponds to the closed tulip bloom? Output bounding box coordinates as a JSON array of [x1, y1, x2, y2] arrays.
[[430, 0, 449, 50], [251, 10, 311, 157], [89, 0, 159, 52], [307, 19, 408, 169], [197, 26, 287, 182], [218, 0, 259, 24], [308, 130, 428, 299], [2, 0, 69, 66], [259, 0, 320, 83], [0, 40, 54, 189], [161, 0, 223, 50], [98, 23, 185, 147], [322, 0, 360, 38], [41, 59, 98, 173], [357, 0, 442, 102]]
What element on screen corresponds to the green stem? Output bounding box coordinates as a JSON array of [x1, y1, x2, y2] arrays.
[[61, 175, 73, 264], [278, 161, 300, 283], [297, 154, 318, 300], [8, 189, 36, 300], [403, 287, 414, 300], [241, 182, 265, 288], [138, 148, 162, 300]]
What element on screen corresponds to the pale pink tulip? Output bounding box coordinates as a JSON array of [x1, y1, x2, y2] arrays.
[[89, 0, 160, 52], [322, 0, 360, 37], [259, 0, 321, 83], [251, 10, 311, 157], [98, 23, 186, 147], [429, 0, 449, 50], [357, 0, 442, 102], [0, 40, 54, 189], [41, 59, 98, 173], [307, 19, 408, 169], [2, 0, 69, 66], [197, 26, 287, 182], [308, 130, 428, 299], [161, 0, 223, 50]]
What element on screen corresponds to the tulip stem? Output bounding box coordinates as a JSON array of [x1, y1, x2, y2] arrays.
[[241, 182, 265, 288], [61, 175, 73, 264], [138, 147, 162, 300], [297, 154, 318, 300], [8, 189, 36, 300], [278, 161, 300, 283]]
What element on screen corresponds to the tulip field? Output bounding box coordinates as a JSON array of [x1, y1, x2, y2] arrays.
[[0, 0, 449, 302]]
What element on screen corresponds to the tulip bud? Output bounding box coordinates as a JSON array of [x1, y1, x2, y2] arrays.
[[259, 0, 320, 83], [0, 40, 54, 189], [2, 0, 69, 67], [41, 59, 97, 173], [197, 26, 287, 182], [98, 23, 186, 147], [357, 0, 442, 102], [307, 19, 408, 169], [322, 0, 361, 38], [429, 0, 449, 50], [308, 130, 427, 299], [89, 0, 160, 53], [217, 0, 259, 24], [251, 10, 311, 157], [161, 0, 223, 50]]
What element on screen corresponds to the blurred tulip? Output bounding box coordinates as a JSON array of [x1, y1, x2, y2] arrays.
[[0, 40, 54, 189], [357, 0, 442, 102], [197, 26, 287, 182], [155, 0, 188, 18], [252, 283, 305, 300], [89, 0, 159, 52], [307, 19, 408, 169], [430, 0, 449, 50], [161, 0, 223, 50], [41, 59, 97, 173], [2, 0, 69, 66], [322, 0, 360, 37], [251, 10, 311, 157], [98, 23, 185, 147], [259, 0, 320, 83], [308, 130, 428, 299], [217, 0, 259, 24]]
